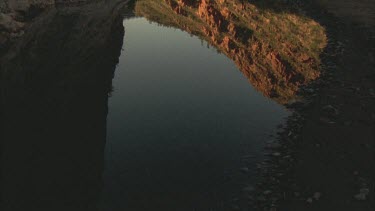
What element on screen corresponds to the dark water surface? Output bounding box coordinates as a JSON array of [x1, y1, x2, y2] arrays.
[[99, 18, 289, 211]]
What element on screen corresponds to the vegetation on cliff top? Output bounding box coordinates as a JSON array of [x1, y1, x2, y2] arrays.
[[135, 0, 327, 104]]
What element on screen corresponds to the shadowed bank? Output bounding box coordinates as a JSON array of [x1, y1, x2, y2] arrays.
[[0, 1, 127, 210]]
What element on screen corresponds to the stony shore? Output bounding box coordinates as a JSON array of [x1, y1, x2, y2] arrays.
[[252, 0, 374, 210]]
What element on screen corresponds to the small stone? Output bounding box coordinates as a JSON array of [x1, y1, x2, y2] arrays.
[[240, 167, 250, 173], [263, 190, 272, 195], [242, 154, 256, 159], [272, 152, 281, 157], [243, 186, 255, 192], [354, 193, 367, 200], [360, 188, 369, 195], [257, 196, 266, 201], [322, 105, 339, 116], [305, 88, 315, 94], [313, 192, 321, 200], [320, 117, 336, 124], [266, 142, 281, 149], [306, 197, 313, 203], [344, 121, 352, 126], [231, 205, 240, 210], [231, 198, 239, 202], [354, 188, 370, 200]]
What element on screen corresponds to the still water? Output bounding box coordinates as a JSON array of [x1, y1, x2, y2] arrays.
[[99, 17, 289, 211]]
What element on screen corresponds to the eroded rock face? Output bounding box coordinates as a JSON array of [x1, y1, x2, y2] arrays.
[[135, 0, 327, 104]]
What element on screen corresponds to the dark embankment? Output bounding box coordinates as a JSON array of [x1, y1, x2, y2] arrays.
[[252, 0, 375, 211], [0, 1, 128, 210], [134, 0, 327, 104]]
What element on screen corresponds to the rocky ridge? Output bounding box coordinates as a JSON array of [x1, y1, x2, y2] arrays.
[[135, 0, 327, 104]]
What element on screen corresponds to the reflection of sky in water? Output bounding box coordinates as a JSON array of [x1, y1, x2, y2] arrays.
[[100, 18, 289, 211]]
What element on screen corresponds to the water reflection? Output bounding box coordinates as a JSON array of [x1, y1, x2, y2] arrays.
[[135, 0, 326, 104], [0, 2, 125, 211], [0, 0, 327, 211], [99, 16, 288, 211]]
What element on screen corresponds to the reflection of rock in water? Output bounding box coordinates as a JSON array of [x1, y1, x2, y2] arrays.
[[0, 1, 126, 210], [135, 0, 327, 104]]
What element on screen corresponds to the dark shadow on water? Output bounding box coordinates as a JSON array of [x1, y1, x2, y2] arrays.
[[0, 2, 126, 211]]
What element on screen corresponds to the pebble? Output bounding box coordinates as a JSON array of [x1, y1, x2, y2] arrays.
[[354, 188, 370, 200], [272, 152, 281, 157], [276, 173, 284, 177], [242, 154, 256, 159], [263, 190, 272, 195], [240, 167, 250, 173], [231, 198, 239, 202], [305, 88, 315, 94], [243, 186, 255, 193], [320, 117, 336, 124], [369, 88, 374, 96], [313, 192, 322, 200], [306, 197, 313, 203], [257, 196, 266, 201], [344, 120, 352, 126], [266, 142, 281, 149], [322, 105, 339, 116], [231, 205, 240, 210]]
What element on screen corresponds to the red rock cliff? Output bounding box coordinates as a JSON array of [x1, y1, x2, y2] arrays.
[[135, 0, 327, 104]]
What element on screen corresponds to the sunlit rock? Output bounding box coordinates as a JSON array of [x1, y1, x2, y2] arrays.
[[135, 0, 327, 104]]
